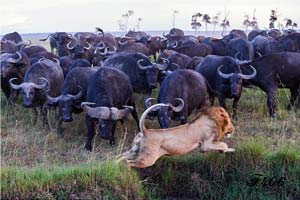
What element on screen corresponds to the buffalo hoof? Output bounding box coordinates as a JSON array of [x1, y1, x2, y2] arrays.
[[85, 144, 92, 151], [109, 140, 116, 146]]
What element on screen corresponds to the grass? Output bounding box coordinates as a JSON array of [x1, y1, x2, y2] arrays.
[[1, 37, 300, 199]]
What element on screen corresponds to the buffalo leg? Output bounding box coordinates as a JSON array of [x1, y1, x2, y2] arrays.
[[287, 88, 298, 110], [218, 96, 227, 110], [209, 93, 215, 106], [232, 97, 240, 120], [40, 106, 50, 131], [32, 107, 39, 126], [85, 115, 96, 151], [267, 90, 276, 118], [109, 123, 117, 146], [129, 99, 140, 130]]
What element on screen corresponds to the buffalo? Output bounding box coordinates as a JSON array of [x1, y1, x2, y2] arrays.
[[196, 55, 257, 119], [9, 59, 64, 130], [81, 67, 139, 151], [145, 69, 207, 128]]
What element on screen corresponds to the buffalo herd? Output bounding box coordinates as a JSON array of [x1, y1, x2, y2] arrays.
[[1, 28, 300, 151]]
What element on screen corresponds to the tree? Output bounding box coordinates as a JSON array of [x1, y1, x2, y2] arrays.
[[250, 9, 259, 30], [191, 13, 202, 35], [172, 10, 179, 28], [117, 20, 126, 32], [220, 11, 230, 36], [202, 14, 211, 34], [284, 18, 293, 29], [292, 22, 298, 30], [243, 14, 251, 32], [211, 12, 221, 36], [136, 18, 142, 31], [269, 9, 277, 29], [122, 10, 135, 33]]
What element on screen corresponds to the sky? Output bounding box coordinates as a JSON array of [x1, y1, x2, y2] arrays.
[[0, 0, 299, 34]]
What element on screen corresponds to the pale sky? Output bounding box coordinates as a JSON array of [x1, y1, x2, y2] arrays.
[[0, 0, 299, 34]]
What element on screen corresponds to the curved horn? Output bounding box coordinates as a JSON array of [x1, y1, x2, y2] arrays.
[[98, 47, 108, 56], [107, 46, 117, 54], [32, 78, 48, 89], [118, 38, 128, 45], [47, 93, 60, 104], [9, 78, 22, 90], [167, 98, 184, 112], [137, 59, 153, 70], [7, 51, 22, 63], [153, 58, 169, 70], [144, 98, 156, 108], [172, 41, 178, 48], [84, 42, 92, 50], [53, 58, 60, 66], [38, 57, 46, 63], [40, 34, 53, 41], [139, 103, 170, 133], [217, 65, 234, 79], [110, 106, 133, 120], [98, 41, 106, 49], [67, 41, 75, 50], [17, 40, 31, 47], [256, 51, 262, 57], [238, 65, 257, 80], [81, 102, 111, 119]]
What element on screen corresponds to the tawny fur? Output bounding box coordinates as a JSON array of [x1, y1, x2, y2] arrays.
[[118, 106, 235, 168]]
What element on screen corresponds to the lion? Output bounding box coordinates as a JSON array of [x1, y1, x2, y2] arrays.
[[117, 104, 235, 168]]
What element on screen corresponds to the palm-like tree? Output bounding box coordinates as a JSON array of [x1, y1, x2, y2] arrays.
[[191, 13, 202, 35], [136, 18, 142, 31], [122, 10, 135, 32], [284, 18, 293, 29], [202, 14, 211, 34], [220, 12, 230, 36], [211, 12, 221, 36], [243, 14, 251, 32], [292, 22, 298, 30], [172, 10, 179, 28], [269, 9, 278, 29], [250, 9, 259, 30]]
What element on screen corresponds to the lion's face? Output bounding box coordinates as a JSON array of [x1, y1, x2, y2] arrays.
[[208, 107, 234, 141]]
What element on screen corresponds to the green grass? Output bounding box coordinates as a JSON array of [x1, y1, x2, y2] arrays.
[[1, 37, 300, 199]]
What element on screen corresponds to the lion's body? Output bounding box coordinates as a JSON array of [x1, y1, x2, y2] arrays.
[[119, 106, 235, 168]]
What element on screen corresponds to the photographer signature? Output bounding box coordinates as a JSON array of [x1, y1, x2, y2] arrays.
[[247, 173, 286, 187]]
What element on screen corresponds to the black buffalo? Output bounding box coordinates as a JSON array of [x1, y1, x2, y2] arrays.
[[9, 59, 64, 130], [241, 52, 300, 117], [146, 69, 207, 128], [102, 52, 168, 97], [196, 55, 257, 119], [81, 67, 139, 151], [47, 67, 99, 137]]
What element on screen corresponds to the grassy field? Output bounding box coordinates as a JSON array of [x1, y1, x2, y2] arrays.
[[1, 38, 300, 199]]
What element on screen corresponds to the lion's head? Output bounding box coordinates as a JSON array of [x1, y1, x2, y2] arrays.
[[204, 106, 234, 142]]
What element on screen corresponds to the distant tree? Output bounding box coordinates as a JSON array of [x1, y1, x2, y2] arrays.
[[292, 22, 298, 29], [202, 14, 211, 34], [220, 11, 230, 36], [250, 9, 259, 30], [211, 12, 221, 35], [284, 18, 293, 29], [243, 14, 251, 32], [269, 9, 278, 29], [122, 10, 135, 32], [191, 13, 202, 35], [136, 18, 142, 31], [172, 10, 179, 28]]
